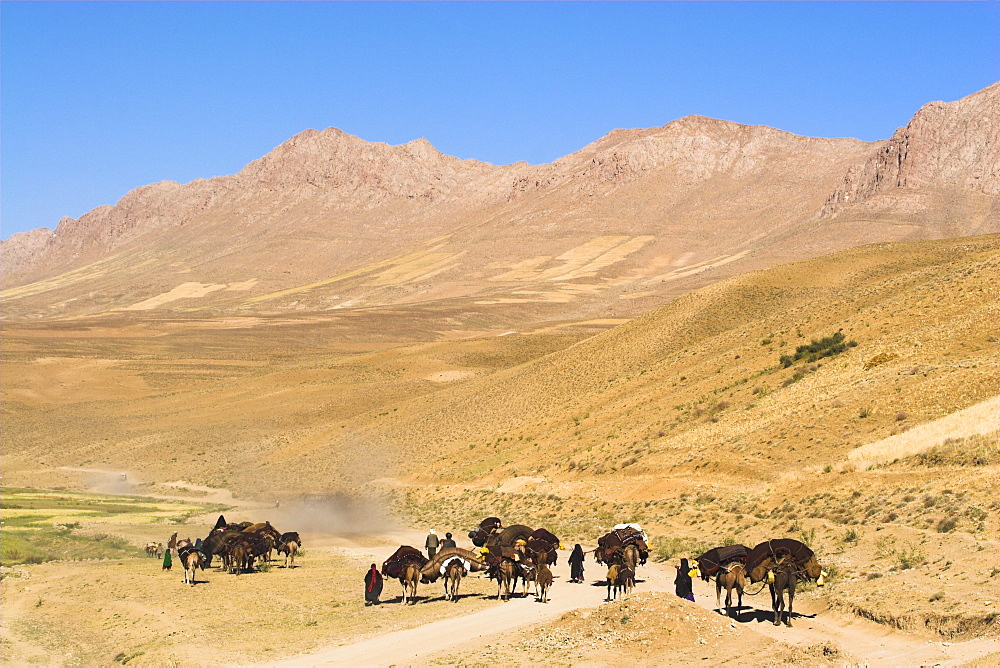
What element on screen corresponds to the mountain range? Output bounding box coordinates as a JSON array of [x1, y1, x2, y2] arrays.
[[3, 82, 997, 326]]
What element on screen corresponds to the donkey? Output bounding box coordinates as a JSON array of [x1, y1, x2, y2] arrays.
[[606, 564, 621, 601], [400, 562, 421, 605], [443, 558, 466, 602], [716, 562, 747, 618], [495, 559, 517, 601], [180, 549, 203, 586], [616, 565, 635, 598], [277, 539, 299, 568], [535, 561, 553, 603]]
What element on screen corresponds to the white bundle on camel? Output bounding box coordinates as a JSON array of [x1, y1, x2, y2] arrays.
[[420, 547, 486, 582]]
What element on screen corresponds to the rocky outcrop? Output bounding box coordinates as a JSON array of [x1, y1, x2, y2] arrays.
[[820, 82, 1000, 217]]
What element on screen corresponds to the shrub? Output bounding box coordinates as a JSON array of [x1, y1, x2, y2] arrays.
[[780, 331, 858, 367], [936, 517, 957, 533], [895, 544, 925, 570], [842, 528, 860, 543]]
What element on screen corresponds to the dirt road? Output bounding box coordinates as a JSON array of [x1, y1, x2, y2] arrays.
[[275, 544, 997, 666]]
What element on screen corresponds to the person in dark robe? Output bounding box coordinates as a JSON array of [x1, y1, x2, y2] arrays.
[[364, 563, 383, 606], [675, 558, 695, 601], [440, 532, 457, 549], [213, 515, 227, 531], [568, 544, 586, 582], [162, 550, 172, 571]]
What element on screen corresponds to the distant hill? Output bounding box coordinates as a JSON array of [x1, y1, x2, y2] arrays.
[[3, 83, 996, 326]]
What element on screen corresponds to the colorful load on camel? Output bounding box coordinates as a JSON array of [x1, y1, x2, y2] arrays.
[[381, 545, 428, 579], [594, 523, 649, 565], [695, 544, 749, 581]]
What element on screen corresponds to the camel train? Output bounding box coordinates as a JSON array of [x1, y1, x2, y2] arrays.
[[162, 515, 302, 585], [377, 518, 824, 629]]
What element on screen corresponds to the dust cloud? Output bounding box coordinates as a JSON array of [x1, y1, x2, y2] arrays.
[[82, 469, 140, 496]]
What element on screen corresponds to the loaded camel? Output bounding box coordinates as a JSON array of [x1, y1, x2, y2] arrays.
[[746, 539, 824, 627]]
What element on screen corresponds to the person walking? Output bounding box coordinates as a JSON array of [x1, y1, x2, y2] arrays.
[[425, 529, 439, 559], [568, 544, 586, 582], [440, 532, 457, 549], [161, 549, 172, 571], [675, 558, 695, 601], [363, 563, 383, 606]]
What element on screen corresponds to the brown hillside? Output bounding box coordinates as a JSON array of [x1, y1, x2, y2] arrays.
[[3, 84, 997, 326]]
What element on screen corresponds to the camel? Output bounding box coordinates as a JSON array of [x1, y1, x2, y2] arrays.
[[535, 561, 553, 603], [494, 559, 516, 601], [180, 549, 203, 586], [400, 562, 421, 605], [622, 544, 640, 571], [443, 558, 466, 602], [716, 562, 747, 618]]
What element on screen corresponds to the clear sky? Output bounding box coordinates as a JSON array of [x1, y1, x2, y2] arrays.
[[2, 1, 998, 239]]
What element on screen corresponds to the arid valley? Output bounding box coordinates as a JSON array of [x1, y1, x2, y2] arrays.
[[2, 82, 999, 666]]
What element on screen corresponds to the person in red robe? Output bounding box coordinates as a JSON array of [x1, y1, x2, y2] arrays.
[[364, 563, 383, 606]]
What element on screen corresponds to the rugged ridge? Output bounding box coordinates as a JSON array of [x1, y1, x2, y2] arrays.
[[821, 82, 1000, 217], [2, 83, 998, 321]]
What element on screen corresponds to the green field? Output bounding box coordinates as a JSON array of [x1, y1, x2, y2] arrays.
[[1, 488, 227, 566]]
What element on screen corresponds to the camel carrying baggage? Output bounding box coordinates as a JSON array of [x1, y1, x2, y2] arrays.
[[745, 539, 815, 583], [696, 544, 749, 581], [381, 545, 428, 579]]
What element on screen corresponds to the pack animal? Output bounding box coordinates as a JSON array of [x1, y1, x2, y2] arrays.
[[494, 559, 517, 601], [535, 561, 553, 603], [399, 561, 422, 604], [277, 532, 300, 568], [615, 565, 635, 598], [180, 548, 203, 586], [443, 558, 466, 602], [716, 562, 746, 618]]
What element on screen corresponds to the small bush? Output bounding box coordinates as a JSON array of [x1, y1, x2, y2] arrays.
[[936, 517, 957, 533], [929, 591, 945, 602], [780, 331, 858, 367], [895, 544, 925, 570], [842, 528, 860, 543]]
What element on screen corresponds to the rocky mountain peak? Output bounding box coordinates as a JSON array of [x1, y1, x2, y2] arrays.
[[820, 82, 1000, 217]]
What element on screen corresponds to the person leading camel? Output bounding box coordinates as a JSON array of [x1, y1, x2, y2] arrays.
[[675, 558, 695, 601], [440, 532, 457, 549], [364, 563, 383, 606]]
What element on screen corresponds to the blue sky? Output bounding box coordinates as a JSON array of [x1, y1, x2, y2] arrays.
[[2, 2, 998, 239]]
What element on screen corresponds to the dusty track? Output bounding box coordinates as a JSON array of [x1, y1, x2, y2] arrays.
[[271, 545, 996, 666]]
